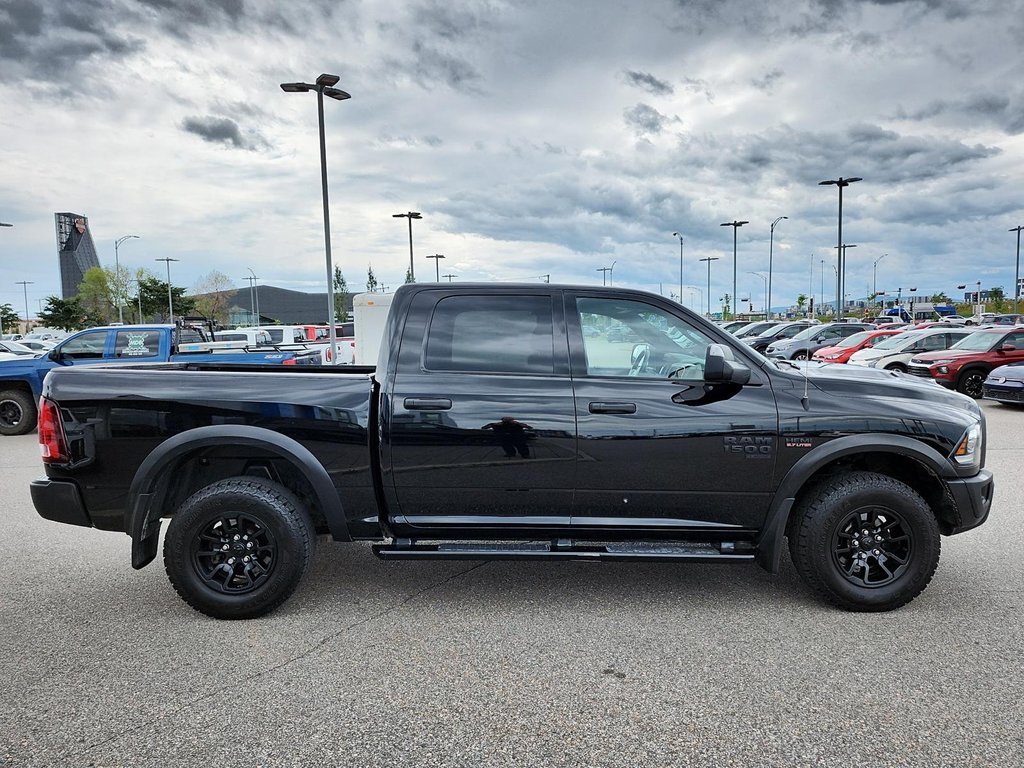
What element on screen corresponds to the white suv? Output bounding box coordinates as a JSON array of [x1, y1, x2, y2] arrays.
[[847, 328, 973, 372]]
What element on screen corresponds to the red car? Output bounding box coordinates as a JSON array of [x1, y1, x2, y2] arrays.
[[811, 328, 904, 364], [907, 328, 1024, 397]]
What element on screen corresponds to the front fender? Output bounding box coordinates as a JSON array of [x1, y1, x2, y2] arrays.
[[754, 434, 953, 573], [127, 424, 349, 569]]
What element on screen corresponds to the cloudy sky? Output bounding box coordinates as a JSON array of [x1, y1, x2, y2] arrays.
[[1, 0, 1022, 317]]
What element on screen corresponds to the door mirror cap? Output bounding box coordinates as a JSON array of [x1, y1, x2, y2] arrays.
[[47, 348, 62, 362], [704, 344, 751, 385], [999, 344, 1017, 352]]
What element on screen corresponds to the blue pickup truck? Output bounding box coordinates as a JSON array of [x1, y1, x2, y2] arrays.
[[0, 323, 321, 435]]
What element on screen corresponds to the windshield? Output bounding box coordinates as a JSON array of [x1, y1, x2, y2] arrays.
[[834, 330, 876, 349], [791, 325, 827, 341], [950, 332, 1002, 352], [734, 321, 778, 338], [871, 331, 921, 350]]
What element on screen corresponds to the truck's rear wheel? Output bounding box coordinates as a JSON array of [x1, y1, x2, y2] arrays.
[[0, 389, 36, 436], [788, 472, 940, 612], [163, 477, 315, 619]]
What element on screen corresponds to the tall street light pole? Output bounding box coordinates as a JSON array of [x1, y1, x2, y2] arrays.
[[872, 253, 887, 306], [442, 273, 457, 283], [820, 259, 825, 315], [247, 267, 260, 323], [819, 176, 862, 318], [698, 256, 720, 319], [720, 220, 748, 320], [672, 232, 684, 303], [15, 280, 33, 330], [427, 253, 445, 281], [748, 271, 767, 315], [1011, 225, 1023, 314], [113, 235, 140, 324], [393, 211, 422, 282], [832, 243, 857, 313], [155, 257, 179, 321], [281, 73, 352, 368], [596, 267, 611, 286], [767, 216, 787, 318]]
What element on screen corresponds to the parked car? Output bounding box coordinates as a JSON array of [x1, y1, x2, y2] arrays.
[[214, 328, 273, 345], [720, 320, 753, 334], [16, 339, 57, 353], [766, 322, 875, 360], [987, 314, 1023, 326], [743, 321, 817, 353], [30, 282, 992, 618], [733, 321, 780, 339], [0, 340, 40, 357], [847, 328, 974, 373], [606, 324, 642, 343], [812, 329, 904, 364], [908, 328, 1024, 398], [982, 362, 1024, 405]]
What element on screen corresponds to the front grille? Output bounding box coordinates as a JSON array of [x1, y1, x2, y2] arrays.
[[984, 386, 1024, 402], [908, 366, 933, 378]]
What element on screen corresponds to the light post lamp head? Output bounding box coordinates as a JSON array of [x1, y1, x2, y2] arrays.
[[316, 73, 340, 87], [280, 82, 312, 93], [323, 87, 351, 101]]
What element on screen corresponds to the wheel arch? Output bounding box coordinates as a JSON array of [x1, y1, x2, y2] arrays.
[[755, 435, 956, 573], [127, 424, 349, 570]]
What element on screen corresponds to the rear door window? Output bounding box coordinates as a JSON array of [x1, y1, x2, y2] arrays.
[[114, 330, 161, 358]]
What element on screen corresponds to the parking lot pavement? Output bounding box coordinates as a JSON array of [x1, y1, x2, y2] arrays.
[[1, 402, 1022, 767]]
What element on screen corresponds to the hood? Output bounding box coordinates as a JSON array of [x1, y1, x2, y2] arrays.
[[813, 344, 845, 358], [773, 360, 980, 415], [988, 362, 1024, 380], [847, 346, 899, 361], [910, 349, 980, 363]]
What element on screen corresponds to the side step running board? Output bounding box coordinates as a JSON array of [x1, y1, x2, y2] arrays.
[[373, 540, 755, 563]]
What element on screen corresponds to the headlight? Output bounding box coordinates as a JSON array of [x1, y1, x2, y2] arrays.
[[930, 359, 954, 365], [952, 422, 983, 468]]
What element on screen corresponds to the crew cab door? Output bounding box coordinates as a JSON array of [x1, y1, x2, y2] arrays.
[[566, 292, 779, 533], [385, 289, 577, 532]]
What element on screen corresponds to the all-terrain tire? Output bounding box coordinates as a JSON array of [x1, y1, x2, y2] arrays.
[[0, 388, 36, 436], [163, 477, 316, 620], [788, 471, 940, 612]]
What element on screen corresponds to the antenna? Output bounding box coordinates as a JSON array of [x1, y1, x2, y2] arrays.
[[800, 357, 811, 411]]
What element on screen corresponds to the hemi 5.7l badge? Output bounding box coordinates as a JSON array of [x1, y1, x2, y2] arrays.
[[723, 436, 773, 458]]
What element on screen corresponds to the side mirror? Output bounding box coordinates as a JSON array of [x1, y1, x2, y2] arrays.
[[862, 342, 873, 348], [999, 344, 1017, 352], [704, 344, 751, 385], [47, 348, 62, 362]]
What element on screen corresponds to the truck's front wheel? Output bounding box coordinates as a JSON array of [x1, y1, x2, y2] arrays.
[[163, 477, 316, 619], [788, 472, 940, 611], [0, 389, 36, 436]]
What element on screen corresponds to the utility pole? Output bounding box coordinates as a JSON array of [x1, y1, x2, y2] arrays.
[[699, 256, 720, 319], [720, 220, 748, 320], [15, 280, 33, 331]]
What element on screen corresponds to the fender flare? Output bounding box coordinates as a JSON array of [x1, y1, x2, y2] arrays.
[[755, 433, 953, 573], [127, 424, 349, 569]]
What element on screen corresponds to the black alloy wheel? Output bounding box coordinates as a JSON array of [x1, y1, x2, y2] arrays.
[[831, 507, 911, 588], [164, 477, 315, 619], [788, 471, 940, 612], [957, 369, 986, 399], [0, 389, 36, 436]]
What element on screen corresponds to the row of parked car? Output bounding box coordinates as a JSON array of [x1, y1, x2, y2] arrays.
[[719, 317, 1024, 401]]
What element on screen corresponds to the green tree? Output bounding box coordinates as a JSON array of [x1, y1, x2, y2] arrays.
[[77, 267, 116, 325], [37, 296, 84, 331], [333, 266, 349, 322], [0, 303, 19, 335], [138, 276, 194, 322], [191, 270, 236, 326], [988, 286, 1006, 312], [796, 293, 808, 316], [366, 264, 378, 293], [930, 292, 951, 303]]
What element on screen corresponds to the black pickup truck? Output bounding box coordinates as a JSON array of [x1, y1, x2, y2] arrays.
[[32, 284, 994, 619]]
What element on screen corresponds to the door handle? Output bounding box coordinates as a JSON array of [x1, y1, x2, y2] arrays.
[[403, 397, 452, 411], [589, 401, 636, 414]]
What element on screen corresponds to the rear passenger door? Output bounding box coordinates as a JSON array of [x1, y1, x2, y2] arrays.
[[385, 290, 577, 531]]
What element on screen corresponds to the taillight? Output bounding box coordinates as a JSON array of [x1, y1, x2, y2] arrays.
[[283, 358, 297, 365], [38, 397, 68, 463]]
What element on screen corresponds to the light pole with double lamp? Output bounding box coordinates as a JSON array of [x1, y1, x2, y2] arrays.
[[281, 73, 352, 367], [767, 216, 787, 318], [427, 254, 445, 282], [113, 235, 139, 324], [720, 220, 748, 320], [393, 212, 422, 282], [155, 258, 179, 321], [819, 176, 862, 319], [832, 243, 856, 313], [698, 256, 719, 318]]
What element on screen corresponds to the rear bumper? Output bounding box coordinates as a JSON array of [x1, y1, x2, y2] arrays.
[[945, 469, 994, 535], [31, 477, 92, 528]]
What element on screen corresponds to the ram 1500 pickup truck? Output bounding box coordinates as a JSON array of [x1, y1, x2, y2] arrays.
[[0, 323, 321, 436], [31, 284, 994, 619]]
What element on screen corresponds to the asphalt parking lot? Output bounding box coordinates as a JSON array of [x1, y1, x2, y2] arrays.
[[1, 401, 1022, 767]]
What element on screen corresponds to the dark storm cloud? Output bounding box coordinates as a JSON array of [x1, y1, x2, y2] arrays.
[[623, 70, 674, 96], [181, 115, 268, 151], [623, 104, 676, 136], [897, 93, 1024, 135], [0, 0, 142, 75]]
